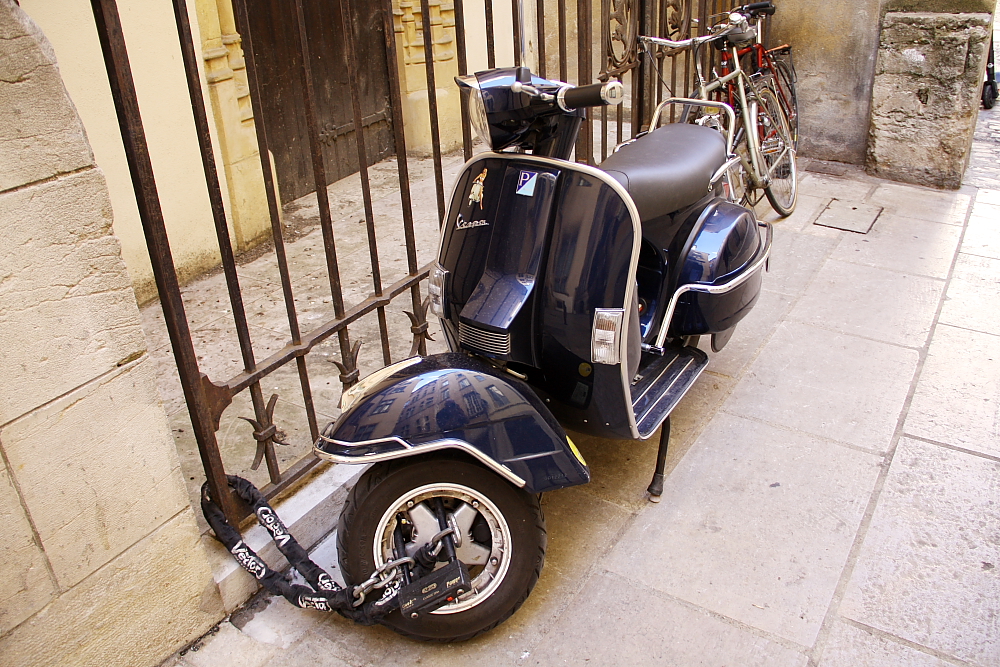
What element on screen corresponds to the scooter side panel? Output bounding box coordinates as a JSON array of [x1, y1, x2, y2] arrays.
[[314, 354, 590, 493], [536, 172, 639, 440], [439, 156, 561, 366]]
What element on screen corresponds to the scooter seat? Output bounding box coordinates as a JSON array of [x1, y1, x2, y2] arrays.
[[601, 124, 727, 223]]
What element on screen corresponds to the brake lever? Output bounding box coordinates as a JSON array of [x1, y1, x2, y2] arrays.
[[511, 81, 555, 101]]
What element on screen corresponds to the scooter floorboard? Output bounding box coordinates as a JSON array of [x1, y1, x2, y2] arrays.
[[631, 346, 709, 439]]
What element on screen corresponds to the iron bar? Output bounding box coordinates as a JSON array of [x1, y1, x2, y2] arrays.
[[536, 0, 546, 77], [419, 0, 448, 225], [600, 0, 609, 161], [512, 0, 522, 66], [576, 0, 592, 163], [223, 267, 432, 399], [485, 0, 497, 68], [169, 0, 275, 485], [557, 0, 567, 81], [381, 0, 428, 356], [454, 0, 474, 160], [89, 0, 240, 524], [324, 0, 394, 366], [235, 0, 337, 484]]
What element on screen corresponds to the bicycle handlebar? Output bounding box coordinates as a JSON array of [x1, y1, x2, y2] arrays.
[[639, 0, 775, 51], [740, 2, 775, 16]]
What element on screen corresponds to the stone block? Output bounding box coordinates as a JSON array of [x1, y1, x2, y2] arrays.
[[866, 13, 992, 189], [604, 414, 881, 646], [0, 167, 148, 425], [725, 321, 918, 453], [819, 620, 954, 666], [0, 358, 189, 588], [905, 323, 1000, 457], [0, 2, 93, 192], [788, 258, 945, 348], [840, 438, 1000, 665], [525, 571, 808, 666], [0, 510, 223, 667], [0, 461, 54, 636]]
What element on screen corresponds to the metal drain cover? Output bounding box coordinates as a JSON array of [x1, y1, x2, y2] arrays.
[[814, 198, 883, 234]]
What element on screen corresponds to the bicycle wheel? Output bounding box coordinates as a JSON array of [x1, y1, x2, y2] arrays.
[[756, 84, 797, 216], [727, 118, 755, 206], [772, 58, 798, 148]]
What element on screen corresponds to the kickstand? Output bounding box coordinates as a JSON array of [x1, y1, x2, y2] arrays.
[[646, 418, 670, 503]]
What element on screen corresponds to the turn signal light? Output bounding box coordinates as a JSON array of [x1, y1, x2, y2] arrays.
[[591, 308, 624, 365], [429, 263, 448, 318]]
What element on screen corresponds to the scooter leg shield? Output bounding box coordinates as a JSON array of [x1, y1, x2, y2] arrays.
[[313, 353, 590, 494]]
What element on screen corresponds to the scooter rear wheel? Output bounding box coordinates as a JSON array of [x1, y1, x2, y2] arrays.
[[338, 456, 546, 641]]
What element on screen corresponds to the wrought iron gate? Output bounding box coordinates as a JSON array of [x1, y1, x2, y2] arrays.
[[89, 0, 740, 526]]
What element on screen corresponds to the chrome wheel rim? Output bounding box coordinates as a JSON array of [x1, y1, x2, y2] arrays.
[[373, 482, 512, 615]]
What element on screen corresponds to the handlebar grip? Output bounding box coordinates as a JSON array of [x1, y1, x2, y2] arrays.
[[560, 81, 625, 109], [742, 1, 775, 15]]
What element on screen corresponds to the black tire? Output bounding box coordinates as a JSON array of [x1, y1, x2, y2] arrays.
[[338, 456, 546, 642], [757, 84, 798, 216], [984, 81, 998, 109], [772, 58, 798, 148]]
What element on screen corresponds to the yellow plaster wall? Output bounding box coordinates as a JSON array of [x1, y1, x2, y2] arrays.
[[20, 0, 230, 305]]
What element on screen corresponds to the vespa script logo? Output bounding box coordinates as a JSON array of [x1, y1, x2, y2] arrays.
[[456, 213, 489, 230]]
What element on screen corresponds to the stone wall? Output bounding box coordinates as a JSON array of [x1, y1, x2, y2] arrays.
[[867, 11, 992, 188], [0, 2, 223, 665], [768, 0, 886, 165]]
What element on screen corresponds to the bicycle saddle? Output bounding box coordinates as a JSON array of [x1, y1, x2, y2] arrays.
[[601, 124, 727, 223]]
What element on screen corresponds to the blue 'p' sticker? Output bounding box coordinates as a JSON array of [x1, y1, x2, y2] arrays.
[[516, 170, 538, 197]]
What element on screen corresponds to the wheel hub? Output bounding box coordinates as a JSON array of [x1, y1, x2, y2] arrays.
[[374, 483, 512, 615]]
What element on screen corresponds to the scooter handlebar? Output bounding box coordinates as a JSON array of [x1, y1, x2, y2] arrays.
[[559, 81, 625, 110]]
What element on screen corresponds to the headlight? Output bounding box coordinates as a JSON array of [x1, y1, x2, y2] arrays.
[[339, 356, 422, 413], [468, 86, 492, 148]]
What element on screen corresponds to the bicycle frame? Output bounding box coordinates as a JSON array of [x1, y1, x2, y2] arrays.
[[720, 40, 795, 137]]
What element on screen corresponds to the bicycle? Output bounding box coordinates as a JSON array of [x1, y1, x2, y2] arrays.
[[719, 4, 798, 148], [640, 2, 798, 216]]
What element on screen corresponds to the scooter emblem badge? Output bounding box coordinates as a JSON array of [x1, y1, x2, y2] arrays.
[[469, 168, 487, 209], [516, 170, 538, 197]]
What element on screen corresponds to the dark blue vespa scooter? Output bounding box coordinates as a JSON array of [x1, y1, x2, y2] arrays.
[[314, 67, 772, 641]]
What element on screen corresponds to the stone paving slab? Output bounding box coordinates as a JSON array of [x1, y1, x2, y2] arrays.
[[938, 252, 1000, 336], [905, 323, 1000, 458], [525, 571, 809, 667], [604, 413, 881, 647], [759, 225, 840, 297], [865, 183, 973, 226], [830, 214, 963, 280], [725, 321, 918, 453], [839, 438, 1000, 667], [787, 258, 945, 348], [962, 202, 1000, 260], [818, 620, 954, 667]]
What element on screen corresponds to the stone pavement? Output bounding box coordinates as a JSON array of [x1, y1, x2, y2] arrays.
[[156, 151, 1000, 665]]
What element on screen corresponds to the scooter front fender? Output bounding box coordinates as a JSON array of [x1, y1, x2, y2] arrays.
[[313, 354, 590, 493]]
